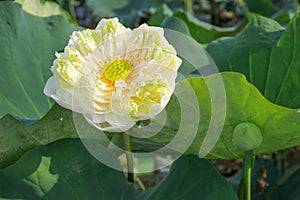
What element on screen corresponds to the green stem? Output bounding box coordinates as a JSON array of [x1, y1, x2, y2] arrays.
[[243, 150, 253, 200], [184, 0, 193, 14], [123, 133, 134, 183], [135, 177, 146, 190], [198, 0, 203, 12], [68, 0, 77, 21]]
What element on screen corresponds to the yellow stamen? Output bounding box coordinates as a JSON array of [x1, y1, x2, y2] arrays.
[[103, 60, 131, 81]]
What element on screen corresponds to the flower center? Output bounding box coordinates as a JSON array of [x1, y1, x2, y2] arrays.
[[103, 60, 131, 81]]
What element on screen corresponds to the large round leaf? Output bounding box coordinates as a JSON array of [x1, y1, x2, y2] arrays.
[[0, 104, 78, 169], [0, 139, 238, 199], [206, 11, 300, 108], [147, 72, 300, 159], [1, 72, 300, 168], [0, 0, 80, 120]]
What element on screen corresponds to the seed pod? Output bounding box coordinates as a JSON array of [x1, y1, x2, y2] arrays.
[[232, 122, 263, 151]]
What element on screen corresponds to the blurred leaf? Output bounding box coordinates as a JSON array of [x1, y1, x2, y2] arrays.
[[270, 165, 300, 200], [206, 12, 300, 108], [173, 11, 247, 44], [85, 0, 149, 26], [85, 0, 131, 17], [149, 0, 185, 11], [43, 0, 81, 18], [251, 159, 279, 198], [84, 0, 201, 27], [0, 0, 80, 120], [86, 0, 131, 17], [0, 139, 238, 199], [148, 3, 173, 26], [228, 158, 300, 200], [244, 0, 277, 17], [160, 16, 194, 77], [272, 0, 299, 23], [15, 0, 73, 21], [161, 16, 191, 35]]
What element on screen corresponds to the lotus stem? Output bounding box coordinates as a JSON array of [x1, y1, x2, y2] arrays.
[[184, 0, 193, 14], [123, 133, 134, 183], [68, 0, 77, 21], [243, 150, 253, 200]]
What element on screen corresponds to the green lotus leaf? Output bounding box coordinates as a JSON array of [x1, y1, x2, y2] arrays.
[[1, 72, 300, 168], [147, 72, 300, 159], [0, 139, 237, 200], [244, 0, 277, 17], [0, 0, 80, 120], [0, 104, 77, 169], [206, 11, 300, 108]]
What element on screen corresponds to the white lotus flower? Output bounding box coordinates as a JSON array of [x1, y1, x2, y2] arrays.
[[44, 18, 182, 132]]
